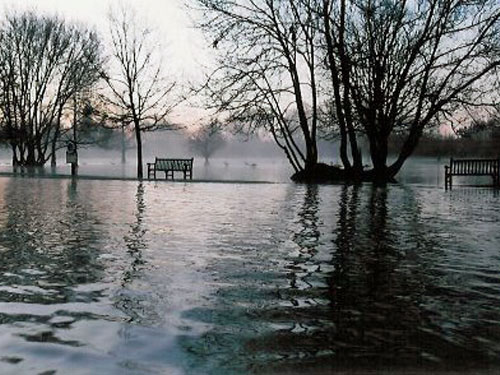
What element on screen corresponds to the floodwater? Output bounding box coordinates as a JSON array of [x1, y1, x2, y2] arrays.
[[0, 160, 499, 374]]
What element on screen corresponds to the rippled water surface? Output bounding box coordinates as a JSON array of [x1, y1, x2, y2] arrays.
[[0, 176, 499, 374]]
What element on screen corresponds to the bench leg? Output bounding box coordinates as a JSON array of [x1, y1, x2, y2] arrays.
[[445, 174, 452, 190]]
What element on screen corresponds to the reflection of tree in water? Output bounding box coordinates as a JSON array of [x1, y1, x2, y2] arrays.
[[278, 184, 498, 371], [0, 179, 104, 294], [163, 183, 500, 373], [288, 184, 320, 293], [114, 182, 160, 325], [245, 184, 437, 372], [0, 178, 105, 346], [330, 184, 360, 326], [122, 183, 146, 285], [329, 185, 409, 365]]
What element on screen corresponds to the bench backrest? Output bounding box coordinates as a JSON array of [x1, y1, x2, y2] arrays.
[[449, 158, 500, 175], [155, 158, 193, 171]]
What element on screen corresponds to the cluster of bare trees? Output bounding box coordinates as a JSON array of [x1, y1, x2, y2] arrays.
[[0, 8, 177, 179], [0, 12, 102, 166], [196, 0, 500, 182], [2, 1, 499, 183]]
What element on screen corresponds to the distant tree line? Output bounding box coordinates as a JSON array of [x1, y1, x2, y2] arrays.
[[389, 119, 500, 158]]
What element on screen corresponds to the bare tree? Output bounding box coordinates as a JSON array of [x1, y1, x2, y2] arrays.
[[188, 120, 226, 164], [196, 0, 500, 182], [0, 11, 103, 166], [195, 0, 323, 174], [322, 0, 500, 181], [102, 6, 177, 179]]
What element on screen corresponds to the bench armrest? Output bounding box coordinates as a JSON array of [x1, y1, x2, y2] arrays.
[[147, 162, 156, 172]]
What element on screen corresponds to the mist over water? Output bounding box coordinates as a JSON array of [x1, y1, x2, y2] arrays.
[[0, 170, 498, 373], [0, 130, 467, 186], [0, 131, 295, 182]]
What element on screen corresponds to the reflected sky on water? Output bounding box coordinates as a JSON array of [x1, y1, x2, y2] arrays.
[[0, 175, 498, 373]]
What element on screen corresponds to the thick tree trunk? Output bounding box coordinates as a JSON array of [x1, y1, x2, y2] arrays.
[[50, 130, 59, 167], [366, 134, 391, 182], [26, 142, 36, 166], [50, 150, 57, 166], [339, 127, 350, 170], [304, 138, 318, 170], [370, 137, 387, 167], [11, 144, 18, 166], [388, 127, 423, 177], [134, 122, 143, 180], [51, 109, 65, 166], [348, 130, 363, 173]]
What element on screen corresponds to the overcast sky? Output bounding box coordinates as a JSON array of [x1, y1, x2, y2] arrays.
[[0, 0, 206, 79], [0, 0, 211, 124]]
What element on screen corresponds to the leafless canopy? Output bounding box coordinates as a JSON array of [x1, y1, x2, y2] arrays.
[[0, 11, 103, 166], [323, 0, 500, 178], [196, 0, 500, 180], [102, 6, 177, 178], [195, 0, 324, 173]]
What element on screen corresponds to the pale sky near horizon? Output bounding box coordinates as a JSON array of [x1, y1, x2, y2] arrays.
[[0, 0, 208, 83], [0, 0, 212, 124]]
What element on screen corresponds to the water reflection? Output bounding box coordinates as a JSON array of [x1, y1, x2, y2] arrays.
[[114, 182, 157, 326], [243, 183, 497, 373], [122, 183, 146, 286], [0, 178, 106, 371], [0, 179, 104, 297], [328, 185, 421, 368], [288, 184, 320, 292], [0, 178, 498, 373]]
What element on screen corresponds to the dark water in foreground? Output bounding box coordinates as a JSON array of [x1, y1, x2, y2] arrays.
[[0, 176, 499, 374]]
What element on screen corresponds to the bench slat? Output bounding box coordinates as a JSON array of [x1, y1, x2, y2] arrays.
[[155, 158, 193, 171]]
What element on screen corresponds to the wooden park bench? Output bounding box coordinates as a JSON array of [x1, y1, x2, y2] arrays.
[[147, 158, 194, 180], [445, 157, 500, 189]]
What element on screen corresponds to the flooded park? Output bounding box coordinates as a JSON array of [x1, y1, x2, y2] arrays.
[[0, 157, 498, 374], [0, 0, 500, 373]]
